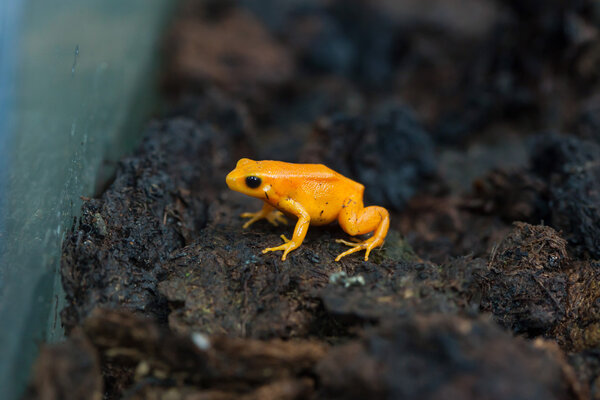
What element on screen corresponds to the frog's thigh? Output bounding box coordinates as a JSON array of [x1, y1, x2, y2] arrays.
[[337, 199, 382, 236]]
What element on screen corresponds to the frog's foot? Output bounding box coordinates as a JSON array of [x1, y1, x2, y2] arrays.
[[266, 211, 288, 226], [262, 235, 298, 260], [241, 210, 287, 229], [335, 237, 383, 262]]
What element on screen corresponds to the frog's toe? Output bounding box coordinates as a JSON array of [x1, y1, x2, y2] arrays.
[[335, 238, 383, 261], [274, 211, 288, 225], [262, 239, 298, 260], [242, 219, 258, 229], [265, 211, 288, 227], [281, 247, 295, 260], [262, 246, 277, 253], [335, 238, 362, 247], [262, 243, 286, 255], [240, 212, 260, 228], [334, 245, 366, 261], [364, 239, 384, 261], [364, 246, 373, 261]]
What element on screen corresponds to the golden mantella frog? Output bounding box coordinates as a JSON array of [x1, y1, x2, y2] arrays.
[[226, 159, 389, 261]]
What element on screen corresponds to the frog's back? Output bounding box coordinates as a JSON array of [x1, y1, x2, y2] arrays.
[[257, 160, 337, 178], [260, 161, 363, 225], [258, 160, 362, 190]]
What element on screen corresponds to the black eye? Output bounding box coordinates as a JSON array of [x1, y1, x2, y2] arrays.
[[245, 176, 261, 188]]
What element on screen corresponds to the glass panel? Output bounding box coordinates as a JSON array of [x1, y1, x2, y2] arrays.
[[0, 1, 175, 398]]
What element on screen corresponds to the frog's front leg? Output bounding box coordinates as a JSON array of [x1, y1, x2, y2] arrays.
[[336, 197, 389, 261], [262, 198, 310, 260], [241, 202, 287, 229]]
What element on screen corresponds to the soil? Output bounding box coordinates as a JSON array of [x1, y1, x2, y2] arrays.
[[24, 0, 600, 399]]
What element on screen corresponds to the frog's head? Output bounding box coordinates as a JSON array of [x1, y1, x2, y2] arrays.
[[226, 158, 268, 198]]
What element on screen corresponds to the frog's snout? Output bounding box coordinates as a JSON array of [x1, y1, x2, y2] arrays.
[[226, 170, 236, 190]]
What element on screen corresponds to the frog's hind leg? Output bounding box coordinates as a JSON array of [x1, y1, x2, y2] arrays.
[[336, 197, 389, 261]]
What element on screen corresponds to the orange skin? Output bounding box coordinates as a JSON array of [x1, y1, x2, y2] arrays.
[[226, 159, 389, 261]]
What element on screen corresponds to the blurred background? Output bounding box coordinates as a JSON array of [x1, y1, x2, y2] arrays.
[[1, 0, 599, 399]]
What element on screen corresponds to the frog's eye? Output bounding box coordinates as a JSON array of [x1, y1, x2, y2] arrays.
[[245, 176, 261, 189]]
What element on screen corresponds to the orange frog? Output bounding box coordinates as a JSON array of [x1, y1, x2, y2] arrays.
[[226, 159, 389, 261]]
